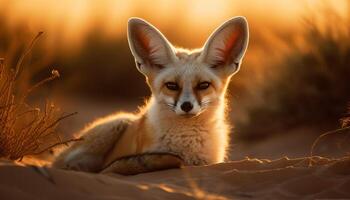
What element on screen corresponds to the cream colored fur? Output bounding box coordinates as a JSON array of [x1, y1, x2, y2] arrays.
[[53, 17, 249, 172]]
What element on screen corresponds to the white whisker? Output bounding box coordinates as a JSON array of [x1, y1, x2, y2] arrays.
[[163, 102, 176, 112]]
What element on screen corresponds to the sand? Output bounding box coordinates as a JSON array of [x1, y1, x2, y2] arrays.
[[0, 156, 349, 199]]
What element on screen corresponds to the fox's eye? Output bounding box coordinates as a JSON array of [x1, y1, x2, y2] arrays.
[[197, 82, 210, 90], [165, 82, 179, 91]]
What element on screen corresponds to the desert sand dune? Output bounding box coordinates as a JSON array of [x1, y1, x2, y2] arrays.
[[0, 156, 349, 200]]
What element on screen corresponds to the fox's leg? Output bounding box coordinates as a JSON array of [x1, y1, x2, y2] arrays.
[[52, 118, 130, 172], [100, 153, 184, 175]]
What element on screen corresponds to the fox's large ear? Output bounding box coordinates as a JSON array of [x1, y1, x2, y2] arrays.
[[127, 18, 177, 76], [200, 17, 249, 76]]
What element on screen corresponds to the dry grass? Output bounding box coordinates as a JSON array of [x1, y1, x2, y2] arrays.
[[237, 5, 350, 140], [0, 32, 78, 160]]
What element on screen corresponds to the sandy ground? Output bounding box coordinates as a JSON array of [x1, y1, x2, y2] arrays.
[[0, 156, 350, 199], [7, 97, 346, 199]]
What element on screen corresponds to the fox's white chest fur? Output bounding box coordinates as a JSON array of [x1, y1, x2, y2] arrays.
[[146, 99, 229, 165]]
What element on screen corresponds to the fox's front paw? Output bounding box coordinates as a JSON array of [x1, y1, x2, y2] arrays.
[[53, 149, 103, 173]]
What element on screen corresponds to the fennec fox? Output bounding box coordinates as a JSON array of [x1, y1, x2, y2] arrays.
[[53, 17, 249, 174]]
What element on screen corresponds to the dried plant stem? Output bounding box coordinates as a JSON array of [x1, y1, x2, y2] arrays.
[[309, 126, 350, 166], [32, 138, 83, 156], [0, 32, 78, 160], [14, 31, 43, 80]]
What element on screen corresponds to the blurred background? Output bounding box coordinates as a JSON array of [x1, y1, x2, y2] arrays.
[[0, 0, 349, 160]]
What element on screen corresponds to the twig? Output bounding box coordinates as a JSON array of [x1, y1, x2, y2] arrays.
[[14, 32, 44, 80], [31, 138, 83, 155], [16, 70, 60, 113], [35, 112, 78, 139], [309, 126, 350, 166], [24, 70, 60, 99]]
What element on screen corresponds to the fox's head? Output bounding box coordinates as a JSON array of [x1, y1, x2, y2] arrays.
[[127, 17, 249, 117]]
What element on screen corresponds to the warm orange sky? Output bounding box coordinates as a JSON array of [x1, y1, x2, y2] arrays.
[[0, 0, 348, 50]]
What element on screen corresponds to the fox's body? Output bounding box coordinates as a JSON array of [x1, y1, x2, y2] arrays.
[[53, 17, 249, 174], [103, 94, 229, 167]]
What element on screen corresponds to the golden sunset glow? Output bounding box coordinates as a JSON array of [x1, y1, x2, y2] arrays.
[[0, 0, 347, 51]]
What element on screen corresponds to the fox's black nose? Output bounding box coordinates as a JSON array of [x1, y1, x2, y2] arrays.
[[181, 101, 193, 113]]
